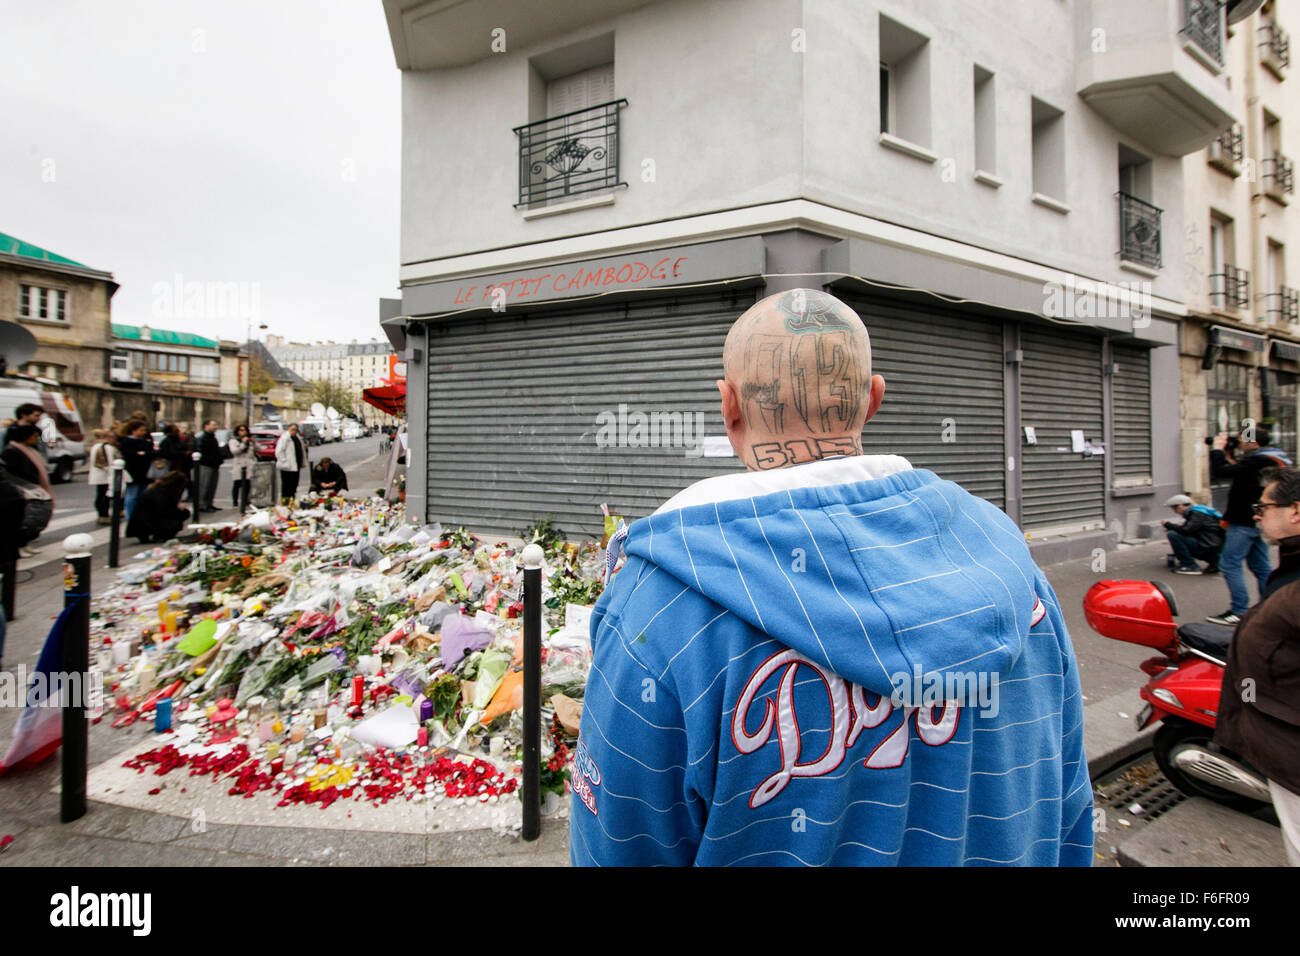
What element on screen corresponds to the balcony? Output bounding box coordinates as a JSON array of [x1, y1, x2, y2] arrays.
[[1266, 286, 1300, 325], [1119, 192, 1162, 269], [1181, 0, 1224, 65], [1207, 124, 1243, 175], [1263, 153, 1295, 204], [1076, 0, 1236, 156], [514, 100, 627, 207], [1259, 19, 1290, 78], [1209, 263, 1250, 309]]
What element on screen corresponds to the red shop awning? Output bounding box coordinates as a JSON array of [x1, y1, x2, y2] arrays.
[[362, 382, 405, 416]]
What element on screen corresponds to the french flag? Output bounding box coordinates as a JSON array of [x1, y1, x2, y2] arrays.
[[0, 606, 74, 773]]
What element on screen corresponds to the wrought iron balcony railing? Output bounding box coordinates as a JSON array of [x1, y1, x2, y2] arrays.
[[1208, 124, 1243, 174], [1267, 286, 1300, 324], [1119, 192, 1163, 269], [1264, 152, 1296, 197], [1209, 263, 1250, 309], [1182, 0, 1224, 66], [513, 99, 628, 207], [1259, 19, 1290, 73]]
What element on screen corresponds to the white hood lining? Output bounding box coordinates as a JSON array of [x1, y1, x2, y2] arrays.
[[654, 455, 914, 515]]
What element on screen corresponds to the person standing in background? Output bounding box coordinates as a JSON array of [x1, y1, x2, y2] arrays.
[[118, 420, 154, 519], [229, 423, 254, 510], [196, 419, 222, 512], [1208, 426, 1293, 625], [274, 423, 308, 500], [87, 428, 127, 525]]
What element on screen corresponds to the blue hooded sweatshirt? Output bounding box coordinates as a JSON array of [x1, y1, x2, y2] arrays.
[[569, 455, 1093, 866]]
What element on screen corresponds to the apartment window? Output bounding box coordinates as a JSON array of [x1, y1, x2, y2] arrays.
[[878, 14, 932, 151], [1259, 1, 1290, 78], [1118, 145, 1160, 267], [1263, 110, 1294, 201], [17, 284, 67, 322], [972, 65, 998, 182], [518, 33, 623, 207], [1030, 97, 1067, 208], [1208, 213, 1249, 308]]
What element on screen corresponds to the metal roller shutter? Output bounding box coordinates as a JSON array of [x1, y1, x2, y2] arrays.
[[1020, 325, 1105, 529], [838, 294, 1006, 509], [1111, 343, 1153, 486], [424, 289, 755, 536]]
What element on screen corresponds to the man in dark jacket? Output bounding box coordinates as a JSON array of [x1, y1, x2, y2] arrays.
[[309, 457, 348, 495], [1215, 466, 1300, 865], [118, 421, 154, 519], [196, 420, 222, 513], [1163, 493, 1224, 574], [1208, 425, 1293, 625]]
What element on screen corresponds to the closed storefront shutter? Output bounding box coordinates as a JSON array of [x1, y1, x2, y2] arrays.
[[1020, 324, 1105, 529], [838, 293, 1006, 509], [1110, 342, 1153, 487], [424, 289, 754, 536]]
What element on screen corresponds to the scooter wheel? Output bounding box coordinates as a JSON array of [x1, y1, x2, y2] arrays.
[[1152, 720, 1268, 813]]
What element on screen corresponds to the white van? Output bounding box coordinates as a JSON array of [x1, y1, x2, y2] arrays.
[[0, 375, 88, 482]]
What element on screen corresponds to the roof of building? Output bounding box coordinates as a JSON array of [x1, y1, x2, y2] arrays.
[[112, 324, 219, 349], [247, 340, 309, 386], [0, 231, 88, 267]]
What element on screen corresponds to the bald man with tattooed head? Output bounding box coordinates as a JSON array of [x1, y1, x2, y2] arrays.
[[571, 289, 1092, 867]]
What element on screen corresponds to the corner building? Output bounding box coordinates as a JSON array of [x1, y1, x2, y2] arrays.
[[382, 0, 1250, 559]]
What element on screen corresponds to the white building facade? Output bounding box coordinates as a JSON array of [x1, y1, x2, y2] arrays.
[[266, 336, 398, 426], [383, 0, 1250, 555]]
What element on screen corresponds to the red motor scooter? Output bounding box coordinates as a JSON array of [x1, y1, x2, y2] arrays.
[[1083, 579, 1269, 811]]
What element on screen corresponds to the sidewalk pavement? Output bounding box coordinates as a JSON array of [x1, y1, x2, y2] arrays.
[[0, 504, 1275, 866]]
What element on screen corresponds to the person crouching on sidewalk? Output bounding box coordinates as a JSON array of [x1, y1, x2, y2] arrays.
[[1163, 493, 1224, 575]]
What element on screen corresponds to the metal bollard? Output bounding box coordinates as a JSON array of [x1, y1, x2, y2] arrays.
[[61, 533, 92, 824], [190, 450, 202, 517], [239, 467, 250, 514], [521, 543, 544, 841], [108, 459, 124, 568]]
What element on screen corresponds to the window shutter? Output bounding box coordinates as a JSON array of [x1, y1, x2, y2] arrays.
[[1111, 343, 1153, 485]]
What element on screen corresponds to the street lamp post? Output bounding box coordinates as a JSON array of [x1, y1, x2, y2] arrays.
[[245, 317, 268, 424]]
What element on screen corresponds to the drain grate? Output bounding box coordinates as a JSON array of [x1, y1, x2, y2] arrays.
[[1093, 754, 1186, 834]]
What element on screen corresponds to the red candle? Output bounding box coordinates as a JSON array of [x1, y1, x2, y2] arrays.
[[351, 675, 364, 707], [417, 727, 428, 747], [270, 757, 284, 776]]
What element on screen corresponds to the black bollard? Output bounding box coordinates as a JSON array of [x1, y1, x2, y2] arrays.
[[61, 534, 92, 823], [190, 450, 202, 517], [239, 468, 250, 514], [521, 543, 543, 841], [108, 462, 124, 568]]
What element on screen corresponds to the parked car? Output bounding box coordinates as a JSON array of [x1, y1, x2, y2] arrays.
[[249, 427, 280, 461]]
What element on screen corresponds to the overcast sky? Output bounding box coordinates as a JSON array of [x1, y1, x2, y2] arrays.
[[1, 0, 400, 347]]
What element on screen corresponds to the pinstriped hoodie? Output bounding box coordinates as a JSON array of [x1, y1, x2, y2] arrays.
[[569, 455, 1093, 866]]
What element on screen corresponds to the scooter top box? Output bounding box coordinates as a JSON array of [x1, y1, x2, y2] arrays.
[[1082, 579, 1178, 649]]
